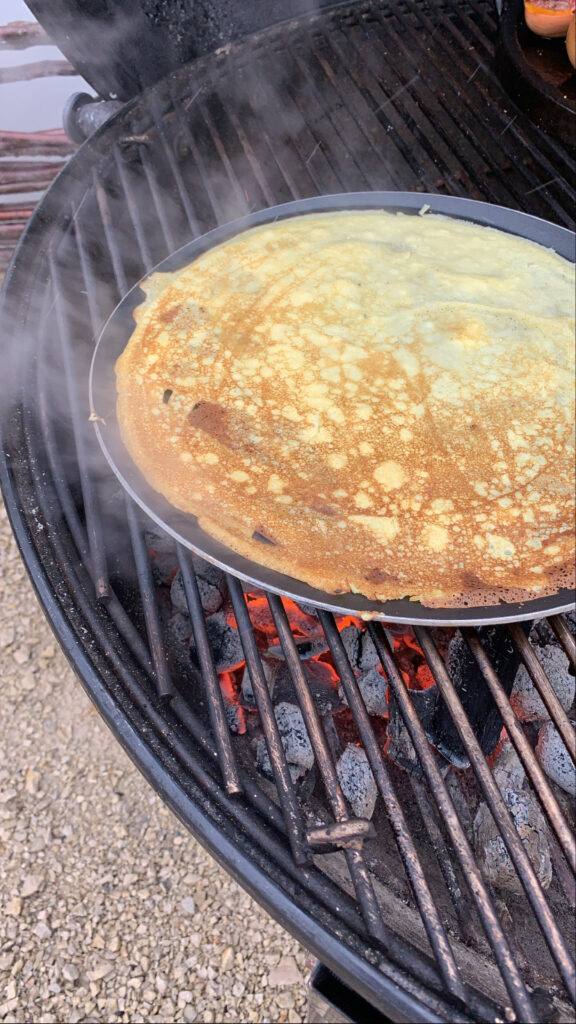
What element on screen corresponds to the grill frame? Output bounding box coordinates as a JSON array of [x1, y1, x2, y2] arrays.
[[1, 2, 575, 1021]]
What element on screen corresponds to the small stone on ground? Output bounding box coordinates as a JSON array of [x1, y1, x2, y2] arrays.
[[0, 498, 308, 1023]]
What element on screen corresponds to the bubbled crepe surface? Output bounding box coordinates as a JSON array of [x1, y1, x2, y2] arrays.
[[115, 211, 575, 607]]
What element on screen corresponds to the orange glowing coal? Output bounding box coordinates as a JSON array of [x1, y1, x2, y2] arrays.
[[217, 591, 441, 729]]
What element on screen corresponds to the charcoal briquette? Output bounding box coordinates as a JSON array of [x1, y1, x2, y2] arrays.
[[145, 526, 177, 555], [167, 611, 192, 644], [336, 744, 377, 819], [189, 611, 244, 672], [151, 550, 179, 586], [171, 565, 226, 618], [358, 631, 381, 671], [255, 736, 307, 782], [339, 625, 361, 670], [339, 668, 388, 717], [274, 702, 314, 770]]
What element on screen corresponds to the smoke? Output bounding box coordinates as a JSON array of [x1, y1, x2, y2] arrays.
[[0, 0, 340, 591]]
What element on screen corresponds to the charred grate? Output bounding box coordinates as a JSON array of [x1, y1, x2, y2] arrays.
[[1, 2, 575, 1022]]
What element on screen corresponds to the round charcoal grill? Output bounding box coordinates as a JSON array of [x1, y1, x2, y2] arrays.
[[1, 3, 575, 1022]]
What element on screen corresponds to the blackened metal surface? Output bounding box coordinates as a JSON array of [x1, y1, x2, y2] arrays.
[[496, 0, 576, 146], [24, 0, 198, 100], [1, 2, 576, 1022], [25, 0, 342, 101]]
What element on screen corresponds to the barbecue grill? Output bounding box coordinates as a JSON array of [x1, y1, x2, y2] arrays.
[[1, 2, 575, 1022]]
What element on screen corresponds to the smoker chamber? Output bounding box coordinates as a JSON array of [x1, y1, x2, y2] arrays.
[[1, 2, 575, 1021]]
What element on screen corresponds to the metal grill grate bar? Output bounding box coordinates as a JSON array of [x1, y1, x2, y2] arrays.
[[462, 627, 576, 870], [51, 256, 109, 599], [406, 2, 576, 220], [137, 145, 178, 254], [549, 614, 576, 666], [407, 777, 483, 949], [113, 148, 154, 271], [318, 610, 468, 1000], [227, 576, 310, 865], [176, 546, 242, 795], [150, 95, 201, 238], [269, 594, 466, 1001], [93, 169, 128, 298], [368, 622, 536, 1021], [415, 626, 576, 1001], [508, 622, 576, 761], [125, 499, 174, 699], [171, 92, 251, 225]]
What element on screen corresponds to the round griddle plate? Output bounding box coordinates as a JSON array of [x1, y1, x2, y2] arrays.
[[89, 191, 576, 626]]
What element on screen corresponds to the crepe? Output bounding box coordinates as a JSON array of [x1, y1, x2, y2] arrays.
[[115, 210, 576, 607]]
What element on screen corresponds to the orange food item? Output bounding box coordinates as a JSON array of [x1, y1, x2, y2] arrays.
[[524, 0, 575, 37], [566, 13, 576, 64]]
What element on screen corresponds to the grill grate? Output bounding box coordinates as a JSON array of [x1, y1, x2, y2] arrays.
[[1, 2, 575, 1021]]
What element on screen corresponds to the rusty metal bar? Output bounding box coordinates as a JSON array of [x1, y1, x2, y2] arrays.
[[0, 128, 75, 157], [415, 625, 576, 1003], [113, 147, 154, 271], [508, 621, 576, 763], [318, 610, 467, 1004], [462, 627, 575, 873], [125, 497, 173, 700], [51, 256, 109, 599], [369, 622, 535, 1022], [227, 577, 309, 865], [409, 777, 483, 950], [93, 169, 127, 297], [0, 205, 34, 220], [548, 615, 576, 669], [269, 595, 425, 957], [0, 221, 29, 238], [177, 546, 242, 796], [306, 820, 376, 849], [137, 145, 177, 254]]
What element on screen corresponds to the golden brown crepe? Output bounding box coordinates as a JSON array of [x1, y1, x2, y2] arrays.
[[115, 210, 576, 607]]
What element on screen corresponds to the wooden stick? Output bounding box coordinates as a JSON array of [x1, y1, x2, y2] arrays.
[[0, 128, 73, 144], [0, 164, 63, 181], [0, 208, 34, 221], [0, 21, 50, 49], [0, 59, 75, 85], [0, 160, 65, 174], [0, 130, 75, 157], [0, 222, 29, 239]]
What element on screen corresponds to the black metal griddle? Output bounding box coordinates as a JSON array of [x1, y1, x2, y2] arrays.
[[90, 189, 575, 627], [2, 2, 576, 1022]]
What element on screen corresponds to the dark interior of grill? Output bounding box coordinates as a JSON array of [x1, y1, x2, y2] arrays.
[[1, 2, 575, 1022]]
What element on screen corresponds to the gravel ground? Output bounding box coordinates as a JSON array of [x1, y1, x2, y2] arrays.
[[0, 496, 309, 1024]]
